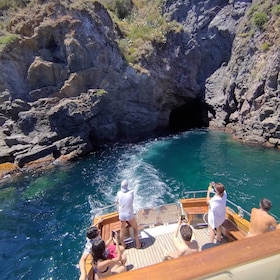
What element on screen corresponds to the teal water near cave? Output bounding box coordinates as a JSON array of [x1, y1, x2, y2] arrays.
[[0, 129, 279, 279]]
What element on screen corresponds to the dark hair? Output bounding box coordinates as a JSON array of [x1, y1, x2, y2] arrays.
[[260, 198, 272, 211], [92, 239, 106, 264], [215, 183, 225, 195], [86, 226, 99, 239], [180, 224, 193, 241]]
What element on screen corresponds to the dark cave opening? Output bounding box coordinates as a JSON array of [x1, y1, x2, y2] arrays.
[[169, 98, 209, 132]]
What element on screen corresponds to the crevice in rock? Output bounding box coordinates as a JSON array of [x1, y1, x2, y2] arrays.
[[169, 98, 209, 132]]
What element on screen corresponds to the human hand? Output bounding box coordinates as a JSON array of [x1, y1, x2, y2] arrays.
[[113, 231, 118, 243], [94, 217, 103, 227], [79, 274, 86, 280], [208, 182, 215, 191]]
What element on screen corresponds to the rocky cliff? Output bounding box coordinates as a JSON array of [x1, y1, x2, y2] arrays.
[[0, 0, 279, 177]]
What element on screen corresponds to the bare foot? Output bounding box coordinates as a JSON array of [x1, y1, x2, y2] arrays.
[[136, 241, 143, 249]]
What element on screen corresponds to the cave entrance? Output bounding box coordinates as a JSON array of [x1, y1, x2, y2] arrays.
[[169, 98, 208, 132]]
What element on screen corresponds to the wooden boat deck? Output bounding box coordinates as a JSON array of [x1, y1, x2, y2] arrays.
[[108, 230, 280, 280], [87, 193, 280, 280], [123, 224, 217, 271], [91, 195, 253, 279], [122, 202, 227, 271]]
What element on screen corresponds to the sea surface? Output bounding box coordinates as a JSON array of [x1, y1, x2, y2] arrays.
[[0, 129, 279, 279]]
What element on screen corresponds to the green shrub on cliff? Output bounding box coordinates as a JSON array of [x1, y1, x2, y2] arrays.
[[97, 0, 182, 65], [272, 4, 280, 15], [252, 12, 268, 28], [261, 42, 270, 51], [0, 33, 18, 50], [97, 0, 133, 19], [0, 0, 30, 10]]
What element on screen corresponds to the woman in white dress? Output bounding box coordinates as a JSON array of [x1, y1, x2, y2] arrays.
[[207, 182, 227, 243]]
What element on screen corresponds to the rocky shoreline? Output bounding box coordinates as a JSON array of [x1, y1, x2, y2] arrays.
[[0, 0, 279, 179]]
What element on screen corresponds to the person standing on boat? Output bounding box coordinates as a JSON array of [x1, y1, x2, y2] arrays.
[[247, 198, 278, 237], [207, 182, 227, 243], [116, 180, 141, 249]]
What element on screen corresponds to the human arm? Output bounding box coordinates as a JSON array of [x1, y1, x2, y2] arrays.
[[93, 216, 103, 228], [115, 193, 119, 211], [173, 217, 182, 238], [270, 217, 278, 230], [96, 234, 122, 271], [105, 233, 114, 247], [113, 236, 122, 262], [172, 218, 185, 253], [207, 182, 214, 204]]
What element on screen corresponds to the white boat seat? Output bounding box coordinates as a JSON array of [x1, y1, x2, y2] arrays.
[[158, 203, 180, 225], [136, 208, 159, 228]]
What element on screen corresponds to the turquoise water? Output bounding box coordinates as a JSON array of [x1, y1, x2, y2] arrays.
[[0, 129, 279, 279]]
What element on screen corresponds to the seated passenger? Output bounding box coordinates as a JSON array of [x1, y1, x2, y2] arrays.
[[163, 217, 198, 259], [247, 198, 278, 237], [92, 232, 127, 279], [79, 219, 126, 280], [79, 218, 103, 280]]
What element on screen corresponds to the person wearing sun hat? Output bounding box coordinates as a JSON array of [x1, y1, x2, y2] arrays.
[[116, 180, 141, 249]]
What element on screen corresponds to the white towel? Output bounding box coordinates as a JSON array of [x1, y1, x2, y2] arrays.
[[208, 191, 227, 229]]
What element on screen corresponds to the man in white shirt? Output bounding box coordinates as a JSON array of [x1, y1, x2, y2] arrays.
[[116, 180, 141, 249]]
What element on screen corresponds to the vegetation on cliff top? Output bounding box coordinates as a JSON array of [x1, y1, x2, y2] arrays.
[[96, 0, 182, 65], [0, 0, 181, 64], [0, 0, 279, 60]]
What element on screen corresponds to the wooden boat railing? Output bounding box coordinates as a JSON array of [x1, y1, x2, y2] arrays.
[[180, 190, 251, 240], [183, 190, 251, 219], [93, 190, 252, 242], [183, 190, 279, 222]]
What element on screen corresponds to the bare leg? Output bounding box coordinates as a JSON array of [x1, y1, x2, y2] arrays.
[[119, 245, 125, 254], [129, 217, 141, 248], [209, 226, 215, 243], [161, 244, 176, 260], [120, 221, 127, 247], [216, 226, 222, 242], [118, 245, 127, 265], [111, 264, 127, 274]]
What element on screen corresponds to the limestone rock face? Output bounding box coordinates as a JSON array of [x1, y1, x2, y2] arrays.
[[0, 0, 279, 174], [0, 1, 198, 169], [204, 0, 280, 146]]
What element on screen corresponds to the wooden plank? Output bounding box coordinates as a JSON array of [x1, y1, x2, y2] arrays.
[[183, 206, 208, 223], [226, 207, 250, 233], [106, 230, 280, 280], [85, 254, 94, 280], [180, 198, 208, 208], [222, 219, 246, 241], [94, 211, 120, 225]]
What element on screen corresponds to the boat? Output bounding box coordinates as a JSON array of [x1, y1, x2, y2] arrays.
[[84, 190, 280, 279]]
